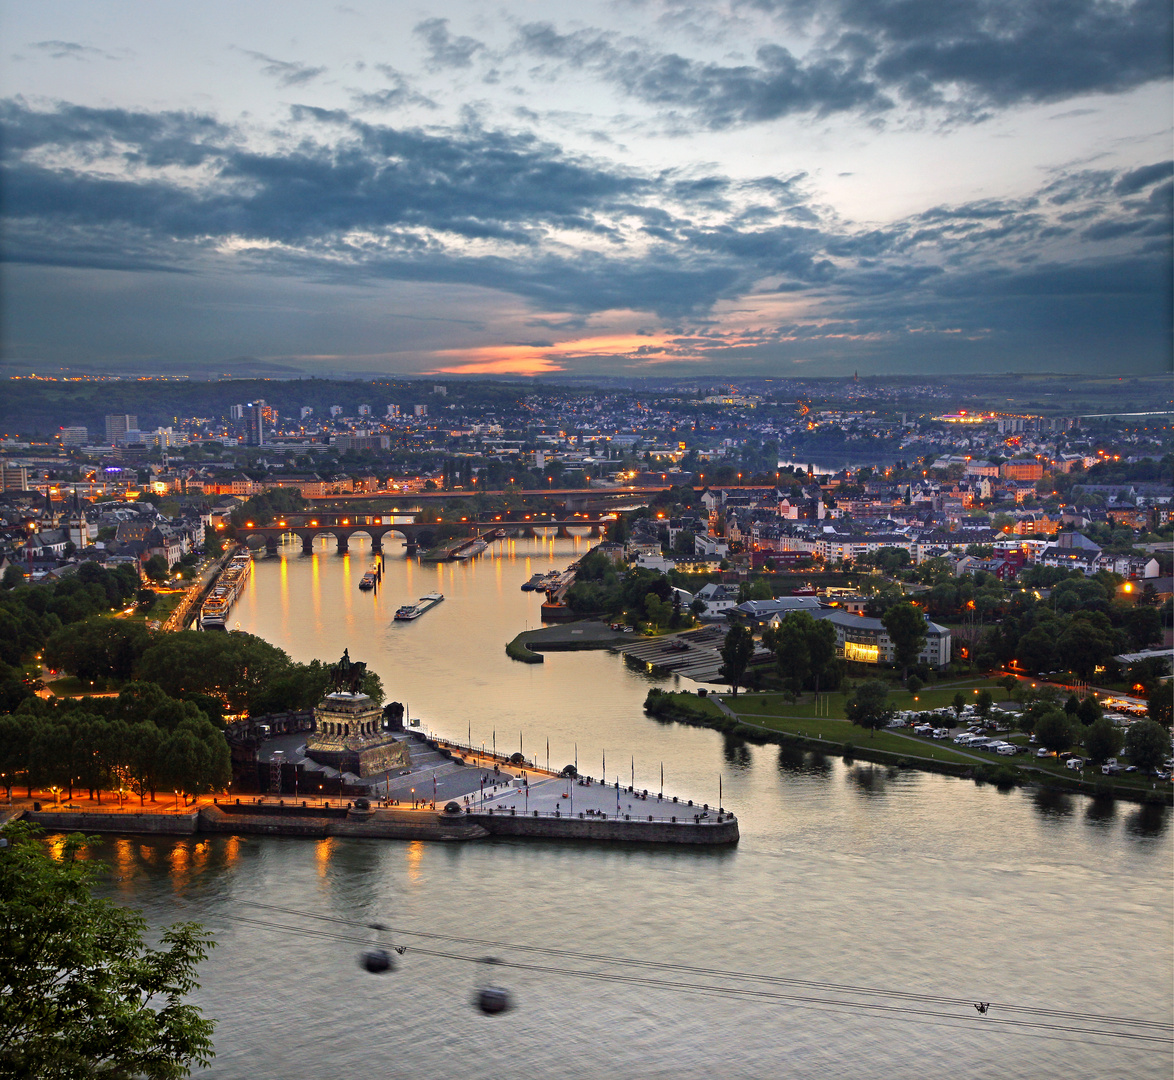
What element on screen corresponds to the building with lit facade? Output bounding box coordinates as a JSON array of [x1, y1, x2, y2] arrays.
[[814, 609, 952, 670]]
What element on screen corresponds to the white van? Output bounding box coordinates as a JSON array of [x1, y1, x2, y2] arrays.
[[1065, 757, 1083, 770]]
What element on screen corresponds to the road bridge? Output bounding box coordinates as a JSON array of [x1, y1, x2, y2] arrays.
[[235, 512, 608, 555], [307, 486, 664, 512]]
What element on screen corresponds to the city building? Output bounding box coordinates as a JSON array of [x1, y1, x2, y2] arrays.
[[246, 402, 266, 447], [104, 414, 137, 444], [814, 609, 952, 669], [60, 426, 89, 448]]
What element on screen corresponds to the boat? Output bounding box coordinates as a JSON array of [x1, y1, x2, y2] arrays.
[[393, 592, 445, 621], [521, 573, 546, 591], [200, 551, 252, 628], [359, 569, 377, 590], [453, 538, 489, 560]]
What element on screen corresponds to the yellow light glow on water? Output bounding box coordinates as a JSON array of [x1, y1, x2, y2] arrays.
[[406, 840, 424, 885], [844, 641, 880, 664]]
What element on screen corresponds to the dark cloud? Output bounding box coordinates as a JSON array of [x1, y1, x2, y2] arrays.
[[350, 66, 436, 111], [240, 49, 326, 87], [1115, 160, 1174, 195], [413, 18, 485, 70], [29, 40, 119, 61], [516, 22, 885, 128], [514, 1, 1170, 128], [0, 99, 1168, 369]]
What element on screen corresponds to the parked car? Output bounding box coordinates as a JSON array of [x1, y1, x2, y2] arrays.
[[1102, 762, 1123, 775], [1036, 747, 1054, 758]]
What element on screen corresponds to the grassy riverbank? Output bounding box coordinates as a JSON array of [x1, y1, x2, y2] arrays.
[[644, 689, 1173, 804]]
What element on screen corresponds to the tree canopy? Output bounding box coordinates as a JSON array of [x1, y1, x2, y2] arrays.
[[719, 625, 755, 697], [0, 823, 216, 1079], [845, 680, 894, 738]]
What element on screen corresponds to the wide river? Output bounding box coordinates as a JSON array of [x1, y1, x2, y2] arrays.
[[99, 535, 1171, 1079]]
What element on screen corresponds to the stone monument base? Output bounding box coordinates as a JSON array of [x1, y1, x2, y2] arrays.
[[306, 690, 412, 778]]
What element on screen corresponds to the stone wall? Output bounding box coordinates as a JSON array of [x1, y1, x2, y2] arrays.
[[470, 811, 739, 845], [21, 809, 199, 835]]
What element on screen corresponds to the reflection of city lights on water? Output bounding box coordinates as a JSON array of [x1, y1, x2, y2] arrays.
[[405, 840, 424, 886], [315, 838, 334, 878]]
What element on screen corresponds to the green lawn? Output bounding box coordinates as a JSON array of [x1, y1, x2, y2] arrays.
[[730, 678, 1006, 721], [720, 705, 981, 764]]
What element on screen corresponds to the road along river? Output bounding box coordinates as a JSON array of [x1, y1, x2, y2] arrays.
[[91, 535, 1172, 1079]]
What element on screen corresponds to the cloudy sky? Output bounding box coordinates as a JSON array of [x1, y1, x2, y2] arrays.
[[1, 1, 1170, 379]]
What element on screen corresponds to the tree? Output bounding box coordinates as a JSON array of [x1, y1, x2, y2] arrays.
[[770, 616, 810, 694], [952, 692, 966, 719], [1035, 710, 1073, 755], [1123, 720, 1169, 772], [975, 689, 993, 719], [845, 680, 894, 738], [905, 674, 923, 696], [0, 823, 216, 1079], [1083, 718, 1122, 764], [1076, 696, 1102, 726], [999, 674, 1018, 700], [881, 602, 927, 678], [143, 555, 169, 583], [718, 625, 755, 697]]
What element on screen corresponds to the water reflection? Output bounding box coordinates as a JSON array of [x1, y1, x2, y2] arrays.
[[1125, 803, 1169, 839], [1084, 796, 1118, 827], [1031, 787, 1075, 818], [847, 764, 886, 796], [776, 743, 833, 779], [721, 734, 752, 770]]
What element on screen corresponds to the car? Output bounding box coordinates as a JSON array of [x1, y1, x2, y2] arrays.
[[1124, 765, 1138, 773], [1101, 763, 1122, 775], [1036, 747, 1054, 758]]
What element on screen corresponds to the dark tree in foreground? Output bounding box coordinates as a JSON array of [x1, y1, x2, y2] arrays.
[[1124, 720, 1169, 773], [719, 625, 755, 697], [0, 824, 216, 1079], [846, 680, 894, 738]]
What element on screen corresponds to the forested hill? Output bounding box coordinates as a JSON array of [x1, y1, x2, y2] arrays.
[[0, 378, 537, 437]]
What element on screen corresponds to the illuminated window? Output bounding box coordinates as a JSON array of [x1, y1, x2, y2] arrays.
[[844, 641, 880, 664]]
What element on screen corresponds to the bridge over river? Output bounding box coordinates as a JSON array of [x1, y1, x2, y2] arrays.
[[237, 512, 608, 555]]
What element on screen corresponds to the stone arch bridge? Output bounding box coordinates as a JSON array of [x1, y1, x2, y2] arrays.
[[237, 513, 606, 555]]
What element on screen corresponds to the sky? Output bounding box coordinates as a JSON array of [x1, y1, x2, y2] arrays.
[[0, 0, 1170, 380]]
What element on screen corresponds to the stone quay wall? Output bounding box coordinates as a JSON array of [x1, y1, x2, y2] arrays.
[[469, 811, 740, 845], [9, 805, 738, 846], [21, 809, 200, 835]]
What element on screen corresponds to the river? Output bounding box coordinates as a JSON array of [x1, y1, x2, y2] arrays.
[[96, 535, 1172, 1079]]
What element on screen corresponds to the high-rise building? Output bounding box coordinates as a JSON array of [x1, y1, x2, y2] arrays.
[[246, 401, 266, 447], [329, 405, 342, 418], [229, 404, 245, 421], [358, 404, 371, 416], [105, 414, 137, 444], [413, 404, 427, 417], [60, 426, 88, 448], [300, 406, 314, 420], [0, 463, 29, 491], [386, 404, 400, 418]]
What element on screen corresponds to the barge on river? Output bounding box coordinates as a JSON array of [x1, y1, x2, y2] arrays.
[[200, 552, 252, 628], [394, 592, 444, 621]]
